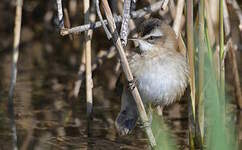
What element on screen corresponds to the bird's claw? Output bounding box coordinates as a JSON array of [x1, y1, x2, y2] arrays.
[[139, 120, 151, 129], [127, 78, 137, 91]]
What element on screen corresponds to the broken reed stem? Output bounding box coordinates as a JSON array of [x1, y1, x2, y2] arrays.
[[120, 0, 132, 46], [84, 0, 94, 117], [8, 0, 24, 150], [101, 0, 156, 147], [228, 42, 242, 109], [61, 0, 165, 36], [172, 0, 184, 36]]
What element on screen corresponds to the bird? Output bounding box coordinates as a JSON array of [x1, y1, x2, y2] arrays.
[[115, 18, 189, 136]]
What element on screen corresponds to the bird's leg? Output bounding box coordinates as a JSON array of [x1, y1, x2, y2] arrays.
[[127, 77, 137, 91]]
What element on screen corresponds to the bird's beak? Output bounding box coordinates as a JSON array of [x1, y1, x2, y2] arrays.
[[128, 38, 141, 47]]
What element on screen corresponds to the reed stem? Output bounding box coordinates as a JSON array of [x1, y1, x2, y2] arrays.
[[84, 0, 94, 117], [8, 0, 24, 149]]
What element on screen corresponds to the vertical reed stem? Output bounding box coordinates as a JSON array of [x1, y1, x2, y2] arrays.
[[186, 0, 196, 149], [186, 0, 195, 120], [198, 0, 205, 145], [219, 0, 225, 110], [173, 0, 184, 36], [84, 0, 94, 117], [8, 0, 24, 150]]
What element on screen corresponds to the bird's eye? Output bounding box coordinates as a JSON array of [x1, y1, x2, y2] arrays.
[[149, 36, 154, 40], [148, 36, 160, 40]]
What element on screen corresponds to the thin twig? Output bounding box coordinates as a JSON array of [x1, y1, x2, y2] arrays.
[[96, 0, 112, 39], [101, 0, 156, 147], [60, 16, 122, 36], [8, 0, 24, 150], [120, 0, 132, 46], [84, 0, 95, 117], [61, 0, 165, 36]]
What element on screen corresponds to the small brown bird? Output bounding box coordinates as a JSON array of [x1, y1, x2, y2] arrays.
[[115, 18, 189, 135]]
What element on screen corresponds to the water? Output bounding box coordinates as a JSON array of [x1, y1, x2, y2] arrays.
[[0, 38, 189, 149]]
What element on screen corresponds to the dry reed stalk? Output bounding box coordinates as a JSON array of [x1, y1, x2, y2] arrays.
[[96, 0, 112, 39], [8, 0, 24, 150], [61, 1, 165, 36], [186, 0, 195, 119], [172, 0, 184, 37], [171, 0, 186, 58], [101, 0, 156, 147], [186, 0, 196, 149], [120, 0, 132, 46], [84, 0, 94, 117], [56, 0, 64, 29]]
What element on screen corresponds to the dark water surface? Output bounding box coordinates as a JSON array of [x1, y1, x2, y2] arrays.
[[0, 46, 190, 149]]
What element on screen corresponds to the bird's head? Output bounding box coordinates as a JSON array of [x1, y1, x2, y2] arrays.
[[130, 18, 178, 53]]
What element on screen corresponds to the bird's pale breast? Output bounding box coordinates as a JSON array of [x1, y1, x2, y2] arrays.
[[128, 49, 189, 106]]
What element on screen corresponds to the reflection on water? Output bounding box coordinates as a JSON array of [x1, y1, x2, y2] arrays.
[[0, 37, 191, 149], [1, 48, 241, 150]]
